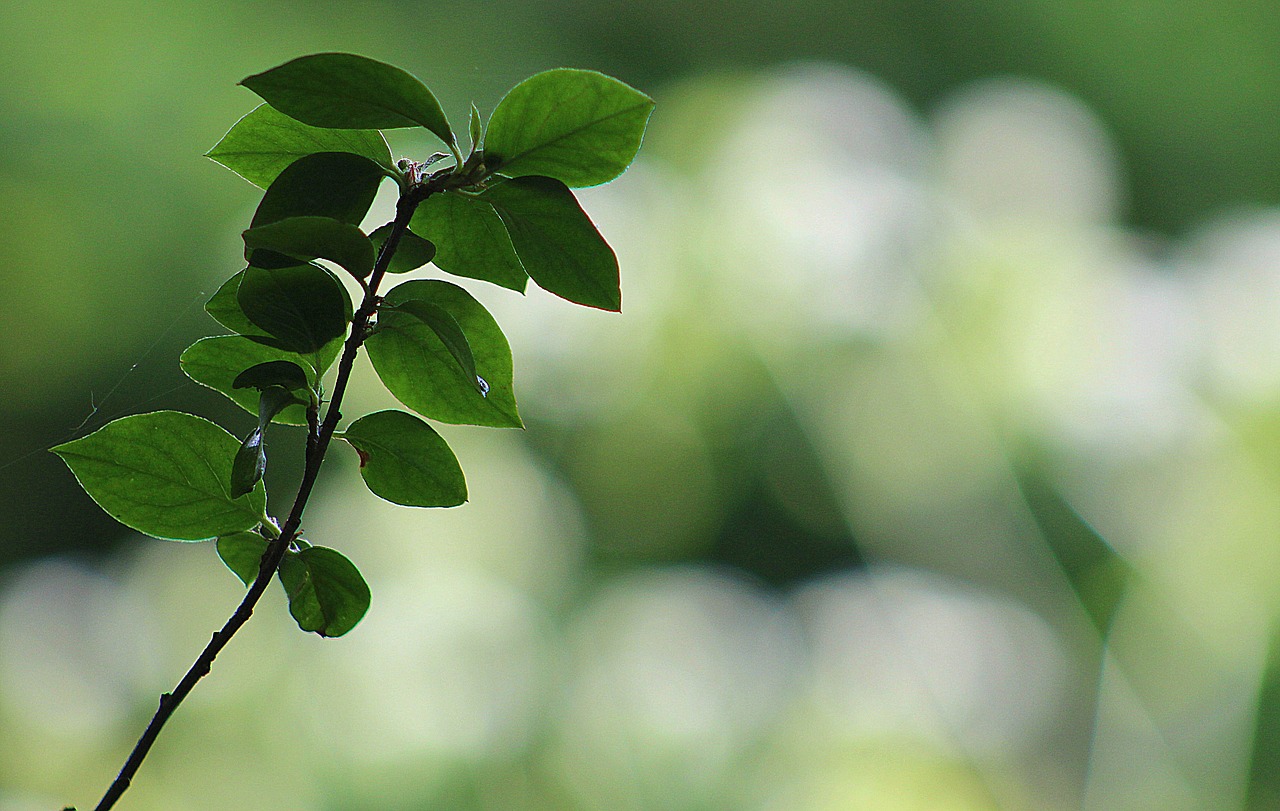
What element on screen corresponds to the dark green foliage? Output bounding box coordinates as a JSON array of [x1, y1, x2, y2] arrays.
[[243, 216, 376, 281], [278, 546, 371, 637], [342, 410, 467, 507], [369, 223, 436, 274], [55, 50, 650, 809], [484, 176, 621, 310], [367, 280, 521, 427], [409, 192, 528, 291], [241, 53, 456, 150]]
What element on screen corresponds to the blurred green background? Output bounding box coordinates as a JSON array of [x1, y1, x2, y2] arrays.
[[6, 1, 1280, 809]]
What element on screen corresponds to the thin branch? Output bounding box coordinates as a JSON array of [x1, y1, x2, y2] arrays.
[[89, 187, 432, 811]]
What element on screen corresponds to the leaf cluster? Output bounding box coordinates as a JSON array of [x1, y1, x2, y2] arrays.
[[54, 52, 653, 639]]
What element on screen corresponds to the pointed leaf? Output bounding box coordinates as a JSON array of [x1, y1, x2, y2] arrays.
[[369, 223, 436, 274], [251, 151, 384, 231], [483, 176, 620, 310], [216, 531, 269, 586], [51, 411, 266, 541], [278, 546, 371, 637], [409, 191, 527, 291], [366, 280, 521, 427], [243, 216, 376, 280], [241, 53, 455, 148], [384, 298, 480, 391], [181, 336, 314, 426], [231, 427, 266, 498], [232, 360, 310, 395], [485, 68, 654, 187], [469, 102, 483, 151], [342, 410, 467, 507], [238, 263, 349, 354], [207, 103, 394, 189]]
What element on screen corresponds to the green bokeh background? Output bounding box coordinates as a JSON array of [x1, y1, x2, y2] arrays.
[[6, 2, 1280, 809]]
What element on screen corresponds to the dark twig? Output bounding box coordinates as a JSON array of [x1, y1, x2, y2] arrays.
[[89, 187, 432, 811]]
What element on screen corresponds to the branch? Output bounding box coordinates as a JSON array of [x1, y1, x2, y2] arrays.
[[89, 188, 431, 811]]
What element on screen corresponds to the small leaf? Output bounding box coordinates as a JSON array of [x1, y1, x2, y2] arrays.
[[251, 151, 385, 231], [206, 103, 394, 189], [369, 224, 436, 274], [205, 270, 349, 377], [241, 53, 455, 149], [483, 176, 620, 310], [469, 102, 483, 151], [231, 428, 266, 499], [278, 546, 371, 637], [366, 280, 521, 427], [243, 216, 376, 280], [485, 68, 654, 187], [182, 337, 314, 425], [51, 412, 266, 541], [342, 410, 467, 507], [384, 299, 480, 391], [409, 191, 527, 291], [232, 360, 310, 394], [238, 263, 350, 354], [217, 532, 270, 586]]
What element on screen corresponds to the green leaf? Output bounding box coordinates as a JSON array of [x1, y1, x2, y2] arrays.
[[278, 546, 371, 637], [251, 151, 384, 231], [409, 191, 527, 291], [206, 103, 394, 189], [216, 531, 269, 586], [181, 337, 314, 426], [366, 280, 521, 427], [369, 223, 437, 274], [231, 386, 305, 498], [238, 263, 350, 354], [240, 53, 455, 149], [341, 410, 467, 507], [205, 270, 349, 377], [483, 176, 620, 310], [469, 102, 483, 151], [206, 272, 259, 335], [51, 411, 266, 542], [243, 216, 376, 280], [485, 68, 654, 187], [231, 427, 266, 499], [384, 298, 481, 392], [232, 360, 310, 394]]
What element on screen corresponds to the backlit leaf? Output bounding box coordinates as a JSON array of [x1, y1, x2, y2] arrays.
[[51, 411, 266, 541], [485, 68, 653, 187], [181, 337, 314, 426], [483, 176, 620, 310], [409, 191, 527, 291], [206, 103, 394, 189], [216, 531, 269, 586], [366, 280, 521, 427]]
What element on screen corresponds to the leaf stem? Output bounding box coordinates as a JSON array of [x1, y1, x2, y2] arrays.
[[89, 182, 434, 811]]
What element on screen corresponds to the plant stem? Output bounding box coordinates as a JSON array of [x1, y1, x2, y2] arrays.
[[89, 187, 432, 811]]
